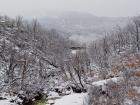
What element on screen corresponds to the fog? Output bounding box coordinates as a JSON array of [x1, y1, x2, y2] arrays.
[[0, 0, 140, 18]]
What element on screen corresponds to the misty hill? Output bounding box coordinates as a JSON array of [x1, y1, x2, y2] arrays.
[[39, 12, 130, 42]]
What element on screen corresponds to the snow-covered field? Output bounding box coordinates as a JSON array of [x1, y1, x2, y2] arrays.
[[54, 93, 88, 105]]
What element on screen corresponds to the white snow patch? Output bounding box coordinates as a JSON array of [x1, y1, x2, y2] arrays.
[[124, 98, 133, 105], [54, 93, 88, 105], [92, 77, 123, 86], [0, 100, 16, 105], [48, 91, 59, 98]]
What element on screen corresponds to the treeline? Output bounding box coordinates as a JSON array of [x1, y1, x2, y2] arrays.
[[89, 16, 140, 71], [0, 15, 91, 101], [0, 15, 73, 98], [88, 16, 140, 105]]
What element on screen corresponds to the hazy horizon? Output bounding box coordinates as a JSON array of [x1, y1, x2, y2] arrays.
[[0, 0, 140, 18]]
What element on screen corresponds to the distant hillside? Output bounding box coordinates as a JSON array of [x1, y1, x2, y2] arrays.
[[39, 12, 130, 42]]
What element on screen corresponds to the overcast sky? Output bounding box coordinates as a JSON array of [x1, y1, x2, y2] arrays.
[[0, 0, 140, 18]]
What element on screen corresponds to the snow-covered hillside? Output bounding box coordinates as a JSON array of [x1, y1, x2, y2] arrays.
[[0, 14, 140, 105], [39, 12, 129, 42]]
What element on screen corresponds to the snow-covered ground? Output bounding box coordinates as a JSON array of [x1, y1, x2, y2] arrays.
[[92, 77, 123, 86], [54, 93, 88, 105], [0, 100, 15, 105]]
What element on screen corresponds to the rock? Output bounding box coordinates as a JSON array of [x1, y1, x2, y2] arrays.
[[0, 97, 7, 100]]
